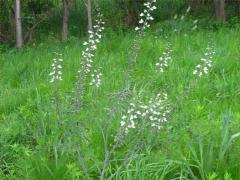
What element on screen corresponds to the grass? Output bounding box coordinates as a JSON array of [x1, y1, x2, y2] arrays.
[[0, 26, 240, 179]]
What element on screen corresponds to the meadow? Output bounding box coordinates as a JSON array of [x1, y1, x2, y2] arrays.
[[1, 7, 240, 180]]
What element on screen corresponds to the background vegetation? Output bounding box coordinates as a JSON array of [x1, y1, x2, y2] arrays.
[[1, 0, 240, 45], [0, 0, 240, 179]]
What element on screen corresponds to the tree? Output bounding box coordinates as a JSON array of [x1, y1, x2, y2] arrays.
[[62, 0, 69, 41], [15, 0, 23, 48], [87, 0, 93, 31], [214, 0, 225, 22], [122, 0, 144, 27]]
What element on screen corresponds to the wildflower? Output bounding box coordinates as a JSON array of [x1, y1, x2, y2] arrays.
[[139, 19, 144, 24], [128, 0, 157, 70], [50, 53, 63, 83], [74, 10, 105, 110], [174, 6, 192, 33], [186, 6, 191, 13], [193, 44, 215, 77], [135, 0, 157, 33], [89, 68, 103, 88], [192, 25, 197, 31], [156, 43, 172, 72], [193, 19, 198, 24], [191, 19, 198, 31], [120, 92, 171, 134], [120, 121, 126, 126], [79, 12, 105, 74], [135, 27, 140, 31]]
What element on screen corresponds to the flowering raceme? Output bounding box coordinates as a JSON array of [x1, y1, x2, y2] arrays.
[[80, 12, 105, 75], [192, 19, 198, 31], [135, 0, 157, 32], [127, 0, 157, 71], [89, 68, 102, 88], [180, 6, 191, 21], [193, 44, 215, 77], [156, 43, 172, 72], [120, 92, 171, 134], [49, 52, 63, 83], [173, 6, 196, 34], [74, 11, 105, 110]]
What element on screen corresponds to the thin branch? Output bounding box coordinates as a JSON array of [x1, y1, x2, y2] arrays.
[[76, 145, 91, 180]]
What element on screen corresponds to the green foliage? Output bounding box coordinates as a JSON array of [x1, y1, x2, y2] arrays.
[[1, 0, 240, 44], [0, 23, 240, 179]]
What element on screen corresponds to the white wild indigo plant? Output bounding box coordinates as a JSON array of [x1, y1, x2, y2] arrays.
[[180, 6, 191, 21], [74, 11, 105, 111], [135, 0, 157, 33], [49, 52, 63, 120], [130, 0, 157, 64], [49, 52, 63, 83], [173, 6, 191, 33], [99, 92, 172, 179], [47, 11, 105, 179], [156, 42, 173, 72], [193, 44, 215, 77], [48, 52, 67, 166], [46, 2, 178, 179], [173, 42, 216, 114], [173, 6, 199, 33], [120, 92, 171, 135], [89, 67, 102, 88], [125, 0, 157, 85], [99, 1, 159, 179], [192, 19, 198, 31]]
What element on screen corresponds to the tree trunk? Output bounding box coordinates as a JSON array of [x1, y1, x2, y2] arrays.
[[62, 0, 68, 41], [124, 0, 138, 27], [87, 0, 93, 32], [214, 0, 225, 22], [15, 0, 23, 48]]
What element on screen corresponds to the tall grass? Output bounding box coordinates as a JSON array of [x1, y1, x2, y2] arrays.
[[0, 25, 240, 179]]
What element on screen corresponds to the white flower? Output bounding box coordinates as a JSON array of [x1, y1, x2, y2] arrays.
[[193, 19, 198, 24], [49, 53, 63, 83], [193, 44, 215, 77], [139, 19, 144, 24], [122, 115, 127, 119], [135, 27, 140, 31], [120, 121, 126, 126], [89, 68, 102, 88], [156, 43, 172, 72], [120, 92, 171, 134], [152, 6, 157, 10], [186, 6, 191, 13], [135, 0, 157, 32], [192, 25, 197, 31], [77, 11, 105, 88]]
